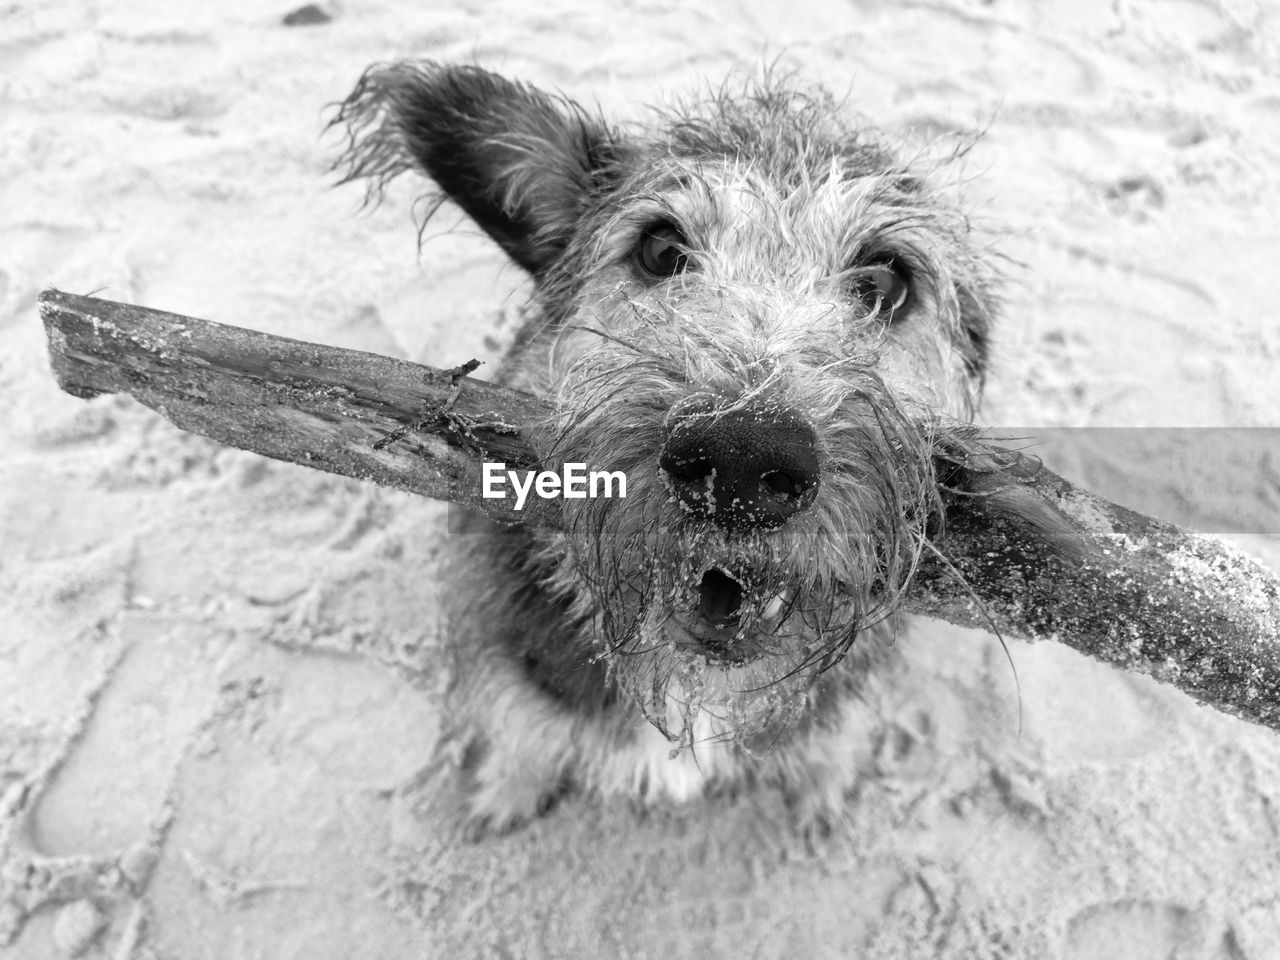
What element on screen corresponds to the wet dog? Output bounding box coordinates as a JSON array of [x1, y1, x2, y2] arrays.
[[333, 62, 998, 832]]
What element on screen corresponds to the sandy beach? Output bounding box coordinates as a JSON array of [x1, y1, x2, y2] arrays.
[[3, 0, 1280, 956]]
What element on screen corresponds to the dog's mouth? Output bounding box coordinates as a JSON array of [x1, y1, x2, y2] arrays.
[[623, 552, 869, 748], [698, 567, 743, 627], [667, 565, 798, 664]]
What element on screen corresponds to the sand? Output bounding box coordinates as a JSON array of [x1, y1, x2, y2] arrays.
[[3, 0, 1280, 957]]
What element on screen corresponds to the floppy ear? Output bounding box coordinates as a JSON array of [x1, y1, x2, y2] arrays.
[[332, 61, 622, 277]]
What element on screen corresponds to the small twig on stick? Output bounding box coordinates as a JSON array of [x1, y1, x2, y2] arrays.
[[39, 290, 1280, 734], [373, 358, 482, 451]]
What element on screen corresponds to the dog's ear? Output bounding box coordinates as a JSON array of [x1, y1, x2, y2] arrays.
[[332, 62, 623, 276]]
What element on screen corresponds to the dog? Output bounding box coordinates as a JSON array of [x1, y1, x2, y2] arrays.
[[332, 62, 999, 833]]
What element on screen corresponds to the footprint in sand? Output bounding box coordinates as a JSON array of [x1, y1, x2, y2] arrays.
[[1063, 899, 1237, 960], [0, 614, 226, 952]]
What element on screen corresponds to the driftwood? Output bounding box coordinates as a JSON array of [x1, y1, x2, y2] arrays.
[[40, 289, 547, 525], [40, 290, 1280, 733]]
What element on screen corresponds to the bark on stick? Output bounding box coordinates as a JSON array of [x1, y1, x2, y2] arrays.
[[40, 289, 547, 524], [40, 290, 1280, 733]]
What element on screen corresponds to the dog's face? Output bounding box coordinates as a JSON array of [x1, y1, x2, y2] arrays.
[[335, 63, 998, 749]]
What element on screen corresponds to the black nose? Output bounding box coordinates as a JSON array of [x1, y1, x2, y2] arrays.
[[658, 399, 820, 529]]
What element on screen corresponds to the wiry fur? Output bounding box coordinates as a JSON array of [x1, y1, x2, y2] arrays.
[[331, 62, 1000, 833]]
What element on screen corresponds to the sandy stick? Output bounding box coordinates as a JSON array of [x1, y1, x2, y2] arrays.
[[40, 290, 1280, 733], [39, 288, 550, 525], [917, 455, 1280, 731]]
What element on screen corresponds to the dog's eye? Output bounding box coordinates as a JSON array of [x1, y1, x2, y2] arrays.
[[851, 259, 911, 320], [637, 223, 690, 278]]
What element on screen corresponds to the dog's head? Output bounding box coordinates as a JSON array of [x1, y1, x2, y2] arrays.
[[333, 62, 999, 749]]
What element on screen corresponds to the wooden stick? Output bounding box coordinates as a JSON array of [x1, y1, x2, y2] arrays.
[[917, 456, 1280, 730], [40, 290, 1280, 732], [40, 289, 552, 525]]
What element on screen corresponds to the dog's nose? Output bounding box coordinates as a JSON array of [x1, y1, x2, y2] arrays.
[[659, 400, 820, 529]]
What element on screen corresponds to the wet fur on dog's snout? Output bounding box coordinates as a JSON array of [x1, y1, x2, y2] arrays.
[[331, 61, 1001, 832]]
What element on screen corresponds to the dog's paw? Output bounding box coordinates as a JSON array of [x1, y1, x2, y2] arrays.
[[447, 735, 568, 839], [785, 789, 855, 850]]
